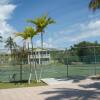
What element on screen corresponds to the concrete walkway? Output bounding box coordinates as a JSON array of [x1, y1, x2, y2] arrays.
[[0, 79, 100, 100]]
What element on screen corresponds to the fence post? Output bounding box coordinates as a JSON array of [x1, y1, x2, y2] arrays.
[[93, 46, 96, 75], [65, 49, 69, 78], [20, 60, 22, 82]]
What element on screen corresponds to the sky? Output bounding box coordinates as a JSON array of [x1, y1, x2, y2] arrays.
[[1, 0, 100, 49]]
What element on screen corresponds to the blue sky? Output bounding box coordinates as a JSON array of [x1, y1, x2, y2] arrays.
[[1, 0, 100, 49]]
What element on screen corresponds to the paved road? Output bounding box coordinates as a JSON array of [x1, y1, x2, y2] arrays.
[[0, 79, 100, 100]]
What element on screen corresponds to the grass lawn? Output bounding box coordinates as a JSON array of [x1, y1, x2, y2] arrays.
[[0, 81, 46, 89]]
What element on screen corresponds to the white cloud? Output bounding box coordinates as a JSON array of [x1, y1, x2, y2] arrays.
[[56, 19, 100, 43], [70, 20, 100, 42], [46, 19, 100, 48], [31, 19, 100, 49], [0, 0, 16, 48], [0, 4, 16, 21]]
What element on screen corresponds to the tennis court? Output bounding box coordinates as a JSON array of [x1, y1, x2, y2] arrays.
[[0, 63, 100, 82]]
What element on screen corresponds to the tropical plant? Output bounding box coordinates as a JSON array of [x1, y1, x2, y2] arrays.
[[16, 31, 29, 49], [5, 37, 15, 61], [15, 27, 38, 83], [28, 14, 55, 81], [23, 26, 38, 83], [89, 0, 100, 10], [15, 30, 29, 82], [0, 35, 2, 42]]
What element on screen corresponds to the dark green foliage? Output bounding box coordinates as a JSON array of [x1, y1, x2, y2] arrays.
[[69, 41, 100, 64], [89, 0, 100, 11], [50, 50, 65, 64]]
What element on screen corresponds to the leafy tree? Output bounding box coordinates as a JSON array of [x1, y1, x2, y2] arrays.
[[70, 41, 100, 63]]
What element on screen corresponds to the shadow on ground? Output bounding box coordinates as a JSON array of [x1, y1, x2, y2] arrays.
[[79, 82, 100, 90], [40, 87, 100, 100], [68, 76, 87, 83]]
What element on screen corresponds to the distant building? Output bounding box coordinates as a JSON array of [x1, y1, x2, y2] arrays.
[[28, 48, 51, 65]]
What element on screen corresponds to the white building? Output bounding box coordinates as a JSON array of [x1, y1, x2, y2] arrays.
[[28, 48, 51, 65]]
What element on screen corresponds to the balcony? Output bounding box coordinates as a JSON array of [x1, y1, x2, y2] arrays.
[[29, 54, 50, 58]]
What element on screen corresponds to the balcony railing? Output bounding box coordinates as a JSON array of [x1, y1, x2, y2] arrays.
[[30, 54, 50, 58]]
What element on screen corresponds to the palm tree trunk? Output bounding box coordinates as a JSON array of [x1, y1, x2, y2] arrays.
[[39, 32, 43, 81], [28, 42, 32, 84], [20, 41, 26, 82], [30, 38, 38, 82], [28, 41, 32, 84]]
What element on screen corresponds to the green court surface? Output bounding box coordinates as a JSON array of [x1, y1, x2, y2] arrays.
[[0, 63, 100, 82]]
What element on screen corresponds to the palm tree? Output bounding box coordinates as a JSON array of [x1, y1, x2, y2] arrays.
[[0, 35, 2, 42], [23, 26, 38, 83], [89, 0, 100, 10], [15, 31, 29, 49], [5, 37, 15, 61], [28, 15, 55, 81], [16, 27, 38, 83], [16, 31, 30, 82], [0, 35, 3, 48]]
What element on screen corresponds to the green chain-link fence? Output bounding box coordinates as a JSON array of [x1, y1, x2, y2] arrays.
[[0, 49, 100, 82]]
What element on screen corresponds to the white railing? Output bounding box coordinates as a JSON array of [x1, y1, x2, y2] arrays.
[[30, 54, 50, 58]]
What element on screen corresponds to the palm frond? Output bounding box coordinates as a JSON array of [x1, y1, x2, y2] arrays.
[[27, 14, 55, 33], [48, 17, 55, 24], [24, 26, 37, 38], [27, 19, 37, 25], [15, 32, 29, 40], [89, 0, 100, 10]]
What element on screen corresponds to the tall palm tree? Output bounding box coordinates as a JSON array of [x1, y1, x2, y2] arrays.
[[5, 37, 15, 61], [89, 0, 100, 10], [16, 31, 30, 82], [16, 27, 38, 83], [28, 15, 55, 81], [24, 26, 38, 83]]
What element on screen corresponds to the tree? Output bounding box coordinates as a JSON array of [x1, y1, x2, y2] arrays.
[[89, 0, 100, 10], [0, 35, 2, 42], [28, 14, 55, 81], [16, 31, 29, 49], [23, 26, 38, 83], [15, 30, 29, 82], [15, 27, 38, 83], [70, 41, 100, 63], [5, 37, 15, 62]]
